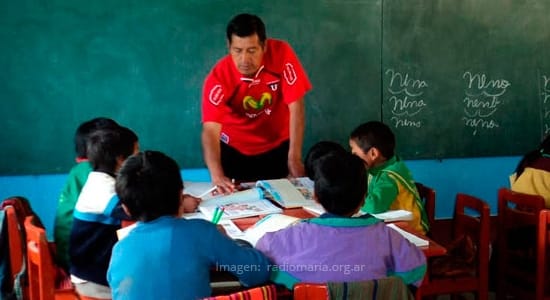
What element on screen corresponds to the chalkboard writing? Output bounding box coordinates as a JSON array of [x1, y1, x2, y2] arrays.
[[462, 71, 509, 135], [382, 0, 549, 159], [385, 68, 429, 129]]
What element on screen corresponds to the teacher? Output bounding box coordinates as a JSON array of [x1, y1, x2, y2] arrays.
[[201, 13, 312, 193]]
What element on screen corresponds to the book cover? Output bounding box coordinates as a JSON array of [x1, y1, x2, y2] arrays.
[[256, 177, 316, 208], [198, 188, 282, 220]]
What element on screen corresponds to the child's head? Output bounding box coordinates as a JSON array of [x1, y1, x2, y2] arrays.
[[515, 134, 550, 178], [74, 117, 119, 159], [304, 141, 347, 180], [349, 121, 395, 168], [87, 127, 138, 173], [116, 151, 184, 222], [314, 152, 367, 216]]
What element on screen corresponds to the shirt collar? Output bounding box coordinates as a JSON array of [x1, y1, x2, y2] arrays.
[[308, 213, 381, 227], [369, 155, 399, 175], [239, 65, 265, 82]]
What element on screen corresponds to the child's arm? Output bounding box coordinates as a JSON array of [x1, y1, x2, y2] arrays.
[[386, 226, 427, 286], [362, 172, 399, 213], [207, 225, 271, 287]]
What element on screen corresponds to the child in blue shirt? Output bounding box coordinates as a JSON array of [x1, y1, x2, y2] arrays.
[[108, 151, 271, 300]]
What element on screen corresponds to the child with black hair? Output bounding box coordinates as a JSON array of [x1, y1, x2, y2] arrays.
[[510, 134, 550, 207], [69, 127, 138, 299], [304, 140, 347, 181], [255, 151, 426, 289], [54, 117, 119, 270], [107, 151, 270, 300], [349, 121, 429, 234]]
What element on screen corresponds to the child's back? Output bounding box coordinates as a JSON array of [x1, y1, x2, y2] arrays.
[[69, 127, 137, 299], [54, 117, 118, 270], [510, 135, 550, 207], [256, 151, 426, 289], [108, 151, 270, 299]]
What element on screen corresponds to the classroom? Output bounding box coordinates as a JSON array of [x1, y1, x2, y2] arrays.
[[1, 0, 549, 299]]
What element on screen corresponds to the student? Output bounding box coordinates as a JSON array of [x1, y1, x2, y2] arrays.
[[69, 127, 139, 299], [255, 152, 426, 289], [510, 134, 550, 207], [304, 140, 347, 181], [349, 121, 429, 234], [107, 151, 271, 300], [54, 117, 119, 271], [201, 13, 312, 193]]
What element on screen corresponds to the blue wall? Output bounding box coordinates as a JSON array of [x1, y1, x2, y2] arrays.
[[0, 156, 518, 239]]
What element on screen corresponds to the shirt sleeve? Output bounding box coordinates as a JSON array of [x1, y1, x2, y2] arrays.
[[362, 172, 399, 213], [279, 42, 312, 104], [207, 225, 271, 287], [386, 226, 427, 286], [202, 70, 230, 123]]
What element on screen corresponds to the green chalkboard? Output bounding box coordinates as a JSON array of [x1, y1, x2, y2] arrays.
[[382, 0, 550, 159], [4, 0, 548, 175], [0, 0, 381, 174]]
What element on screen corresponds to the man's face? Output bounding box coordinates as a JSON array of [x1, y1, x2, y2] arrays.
[[228, 33, 265, 77]]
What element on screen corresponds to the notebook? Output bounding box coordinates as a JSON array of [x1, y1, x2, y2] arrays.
[[387, 223, 429, 247], [242, 213, 301, 246]]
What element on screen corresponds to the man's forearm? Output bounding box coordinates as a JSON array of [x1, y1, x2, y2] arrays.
[[288, 99, 305, 161]]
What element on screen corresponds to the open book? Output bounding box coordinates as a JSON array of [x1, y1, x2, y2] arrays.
[[198, 188, 282, 220], [241, 213, 301, 246], [256, 177, 316, 208], [386, 223, 429, 247]]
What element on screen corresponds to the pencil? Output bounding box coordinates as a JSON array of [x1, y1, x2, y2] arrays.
[[197, 186, 217, 198]]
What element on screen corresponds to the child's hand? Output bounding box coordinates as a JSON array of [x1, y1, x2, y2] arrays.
[[181, 194, 201, 213], [216, 225, 227, 235]]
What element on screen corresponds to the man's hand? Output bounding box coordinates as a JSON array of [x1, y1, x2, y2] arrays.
[[288, 157, 305, 178], [211, 175, 236, 195]]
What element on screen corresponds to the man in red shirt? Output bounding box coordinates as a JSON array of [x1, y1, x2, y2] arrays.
[[202, 13, 312, 193]]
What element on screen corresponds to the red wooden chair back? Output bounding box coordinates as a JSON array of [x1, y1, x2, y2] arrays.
[[416, 193, 490, 299], [536, 209, 550, 300], [497, 188, 545, 299], [24, 216, 79, 300], [415, 182, 436, 235], [293, 283, 328, 300]]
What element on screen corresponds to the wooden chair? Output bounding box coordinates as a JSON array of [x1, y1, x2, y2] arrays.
[[24, 216, 79, 300], [415, 193, 490, 299], [293, 283, 328, 299], [5, 206, 26, 291], [536, 209, 550, 300], [415, 182, 436, 236], [496, 188, 546, 299], [204, 284, 277, 300]]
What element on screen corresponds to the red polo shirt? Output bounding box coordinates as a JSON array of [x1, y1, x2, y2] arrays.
[[202, 39, 312, 155]]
